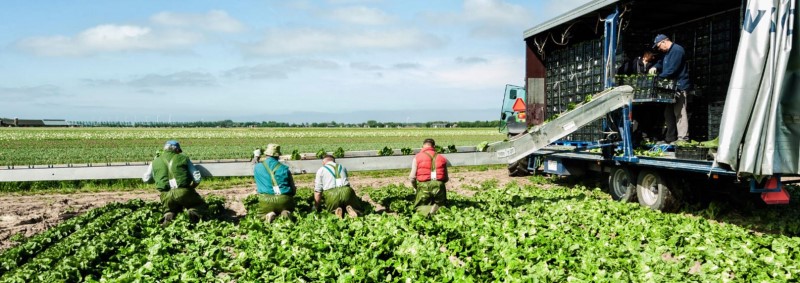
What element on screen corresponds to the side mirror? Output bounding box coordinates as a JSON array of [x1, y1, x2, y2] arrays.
[[509, 89, 517, 99], [500, 113, 507, 120]]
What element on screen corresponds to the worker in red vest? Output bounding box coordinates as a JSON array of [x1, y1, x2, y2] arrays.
[[409, 138, 450, 216]]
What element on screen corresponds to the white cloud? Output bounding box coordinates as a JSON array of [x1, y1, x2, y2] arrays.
[[225, 65, 289, 80], [326, 6, 393, 25], [127, 71, 217, 87], [462, 0, 531, 26], [326, 0, 383, 4], [393, 63, 420, 69], [425, 0, 532, 38], [430, 56, 521, 89], [151, 10, 244, 33], [0, 85, 62, 101], [16, 10, 243, 57], [456, 56, 489, 64], [225, 59, 340, 80], [17, 25, 202, 56], [244, 28, 445, 56], [540, 0, 593, 22], [350, 62, 382, 71]]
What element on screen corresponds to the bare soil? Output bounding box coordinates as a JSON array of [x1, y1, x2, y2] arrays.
[[0, 168, 529, 250]]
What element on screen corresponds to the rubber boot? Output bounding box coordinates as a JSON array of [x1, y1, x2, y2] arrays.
[[345, 205, 359, 218], [161, 212, 175, 227], [265, 212, 277, 223]]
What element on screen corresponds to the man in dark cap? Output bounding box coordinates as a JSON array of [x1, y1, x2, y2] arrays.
[[650, 34, 692, 144], [143, 140, 206, 226]]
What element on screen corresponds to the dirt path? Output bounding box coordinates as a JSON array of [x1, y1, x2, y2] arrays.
[[0, 168, 528, 250]]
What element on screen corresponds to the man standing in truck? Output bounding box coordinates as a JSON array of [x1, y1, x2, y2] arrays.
[[409, 138, 450, 216], [650, 34, 692, 144]]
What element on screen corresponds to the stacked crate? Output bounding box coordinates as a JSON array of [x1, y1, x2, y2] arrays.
[[615, 74, 676, 100], [659, 10, 740, 141], [544, 39, 606, 142], [707, 100, 725, 139]]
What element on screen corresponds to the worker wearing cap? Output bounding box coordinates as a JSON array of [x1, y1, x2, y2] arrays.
[[253, 144, 297, 223], [143, 140, 206, 226], [314, 154, 361, 219], [251, 147, 262, 164], [649, 34, 692, 143], [409, 138, 450, 216]]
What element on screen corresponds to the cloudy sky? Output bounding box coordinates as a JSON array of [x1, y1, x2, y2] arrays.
[[0, 0, 591, 122]]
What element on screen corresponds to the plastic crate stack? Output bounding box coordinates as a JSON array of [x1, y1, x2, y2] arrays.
[[707, 100, 725, 139], [544, 39, 605, 142], [614, 74, 676, 100]]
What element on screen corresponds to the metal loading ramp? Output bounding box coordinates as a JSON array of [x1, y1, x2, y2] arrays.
[[489, 85, 634, 163]]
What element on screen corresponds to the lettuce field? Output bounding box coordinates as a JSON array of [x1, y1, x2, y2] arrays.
[[2, 181, 799, 282], [0, 127, 503, 166]]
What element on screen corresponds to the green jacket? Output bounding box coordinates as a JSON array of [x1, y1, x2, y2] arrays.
[[152, 151, 193, 192]]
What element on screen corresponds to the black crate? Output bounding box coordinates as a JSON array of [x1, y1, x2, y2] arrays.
[[676, 146, 709, 160]]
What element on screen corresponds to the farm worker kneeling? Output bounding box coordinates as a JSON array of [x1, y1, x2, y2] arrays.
[[143, 140, 207, 227], [409, 138, 450, 216], [253, 144, 297, 223], [314, 154, 361, 219]]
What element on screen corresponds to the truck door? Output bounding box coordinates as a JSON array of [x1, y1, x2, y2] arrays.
[[500, 84, 528, 136]]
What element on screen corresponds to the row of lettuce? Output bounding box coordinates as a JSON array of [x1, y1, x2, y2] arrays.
[[1, 183, 799, 281]]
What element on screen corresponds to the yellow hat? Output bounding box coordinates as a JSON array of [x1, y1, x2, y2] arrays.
[[265, 144, 281, 157]]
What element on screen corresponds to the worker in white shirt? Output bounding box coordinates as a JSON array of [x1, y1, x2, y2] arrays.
[[313, 154, 361, 218]]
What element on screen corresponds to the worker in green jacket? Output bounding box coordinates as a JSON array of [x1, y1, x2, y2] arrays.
[[314, 154, 361, 218], [143, 140, 206, 226], [253, 144, 297, 223]]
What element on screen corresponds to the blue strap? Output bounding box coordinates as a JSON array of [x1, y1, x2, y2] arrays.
[[323, 164, 342, 178]]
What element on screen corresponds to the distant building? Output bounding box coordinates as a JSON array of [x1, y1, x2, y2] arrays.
[[431, 123, 448, 128], [0, 117, 70, 127]]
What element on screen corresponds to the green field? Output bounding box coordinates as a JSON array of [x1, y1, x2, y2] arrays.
[[0, 127, 504, 166], [2, 181, 800, 282]]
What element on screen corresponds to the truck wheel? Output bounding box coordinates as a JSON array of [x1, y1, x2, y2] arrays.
[[608, 166, 637, 202], [636, 170, 680, 212], [508, 158, 531, 177]]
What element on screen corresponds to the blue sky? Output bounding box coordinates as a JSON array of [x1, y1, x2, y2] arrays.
[[0, 0, 590, 122]]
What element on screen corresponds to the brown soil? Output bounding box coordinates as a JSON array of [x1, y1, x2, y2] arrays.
[[0, 168, 529, 250]]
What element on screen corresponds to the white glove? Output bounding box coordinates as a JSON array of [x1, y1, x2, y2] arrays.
[[648, 67, 657, 75]]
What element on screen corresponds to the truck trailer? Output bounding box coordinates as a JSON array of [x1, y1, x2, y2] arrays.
[[493, 0, 798, 211]]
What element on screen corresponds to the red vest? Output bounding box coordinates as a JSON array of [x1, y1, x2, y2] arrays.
[[415, 147, 447, 182]]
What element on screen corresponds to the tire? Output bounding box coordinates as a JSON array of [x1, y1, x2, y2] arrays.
[[636, 169, 681, 212], [508, 158, 531, 177], [608, 166, 637, 202]]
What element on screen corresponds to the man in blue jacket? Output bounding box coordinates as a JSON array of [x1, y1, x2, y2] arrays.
[[253, 143, 297, 223], [650, 34, 692, 143]]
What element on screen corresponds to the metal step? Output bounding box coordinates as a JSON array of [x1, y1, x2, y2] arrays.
[[489, 86, 634, 163]]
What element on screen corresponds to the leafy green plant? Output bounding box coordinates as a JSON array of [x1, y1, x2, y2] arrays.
[[4, 182, 800, 282], [476, 141, 489, 152], [378, 146, 393, 156], [434, 145, 445, 153], [400, 147, 413, 155], [333, 147, 345, 158], [446, 145, 458, 153], [291, 149, 301, 160], [316, 148, 327, 159]]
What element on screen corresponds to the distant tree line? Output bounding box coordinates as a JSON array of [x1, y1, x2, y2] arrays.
[[68, 120, 502, 128]]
